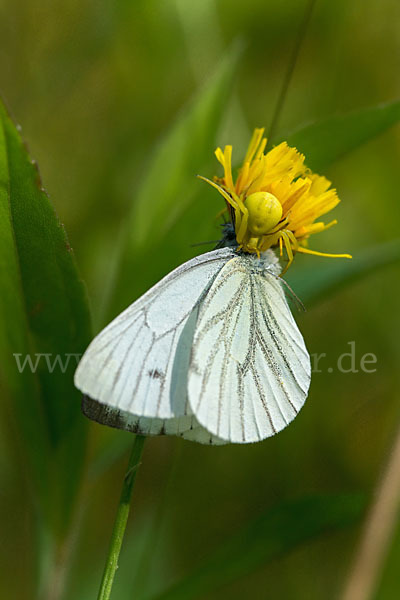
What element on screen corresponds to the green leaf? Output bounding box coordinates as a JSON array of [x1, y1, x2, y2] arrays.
[[131, 44, 241, 250], [107, 43, 242, 319], [0, 99, 92, 542], [150, 493, 365, 600], [286, 239, 400, 306], [279, 100, 400, 172]]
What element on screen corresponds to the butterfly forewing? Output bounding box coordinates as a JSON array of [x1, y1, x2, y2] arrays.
[[187, 252, 311, 443], [74, 248, 235, 439]]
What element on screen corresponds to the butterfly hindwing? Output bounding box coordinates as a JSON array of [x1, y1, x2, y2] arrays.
[[187, 251, 311, 443]]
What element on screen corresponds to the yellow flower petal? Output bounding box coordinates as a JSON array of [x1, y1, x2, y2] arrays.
[[200, 127, 350, 269]]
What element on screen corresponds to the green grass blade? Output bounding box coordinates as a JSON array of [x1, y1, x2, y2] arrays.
[[0, 99, 92, 540], [151, 493, 365, 600], [279, 100, 400, 172], [286, 239, 400, 306], [0, 108, 51, 509], [130, 44, 241, 250], [107, 43, 242, 319]]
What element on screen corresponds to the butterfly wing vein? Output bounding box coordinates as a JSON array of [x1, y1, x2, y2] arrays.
[[187, 256, 311, 443]]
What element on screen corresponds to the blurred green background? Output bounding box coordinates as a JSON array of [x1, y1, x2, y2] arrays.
[[1, 0, 400, 599]]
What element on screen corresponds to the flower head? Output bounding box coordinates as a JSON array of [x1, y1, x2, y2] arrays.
[[199, 127, 351, 272]]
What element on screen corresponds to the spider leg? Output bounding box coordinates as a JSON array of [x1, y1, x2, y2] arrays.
[[280, 230, 294, 276], [286, 229, 299, 251], [265, 216, 289, 237], [236, 205, 249, 244]]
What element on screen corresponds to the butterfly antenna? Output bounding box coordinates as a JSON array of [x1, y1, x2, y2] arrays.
[[280, 278, 306, 312], [190, 240, 220, 248], [267, 269, 306, 311]]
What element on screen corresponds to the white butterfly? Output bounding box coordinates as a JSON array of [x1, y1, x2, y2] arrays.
[[74, 246, 311, 445]]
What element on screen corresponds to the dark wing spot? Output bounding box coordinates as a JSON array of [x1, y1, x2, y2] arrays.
[[148, 368, 163, 379]]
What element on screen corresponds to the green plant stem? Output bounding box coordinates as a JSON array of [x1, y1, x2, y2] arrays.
[[267, 0, 317, 144], [340, 422, 400, 600], [97, 434, 146, 600], [133, 439, 184, 596]]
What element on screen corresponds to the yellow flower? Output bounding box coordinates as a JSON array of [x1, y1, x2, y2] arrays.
[[199, 127, 351, 273]]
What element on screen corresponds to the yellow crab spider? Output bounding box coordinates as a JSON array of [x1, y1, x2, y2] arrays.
[[198, 129, 351, 271]]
